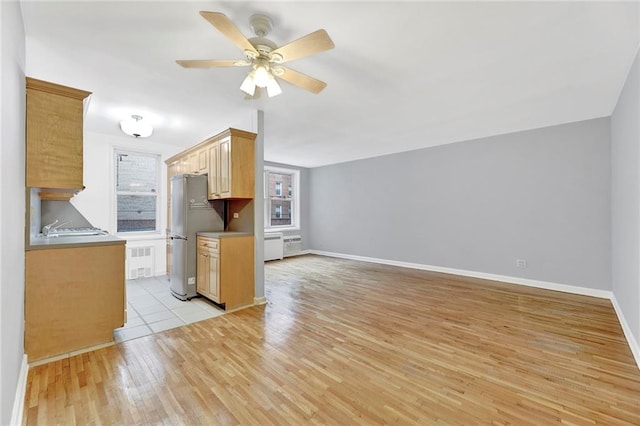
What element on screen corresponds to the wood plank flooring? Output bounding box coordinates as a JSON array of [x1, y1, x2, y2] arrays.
[[23, 255, 640, 425]]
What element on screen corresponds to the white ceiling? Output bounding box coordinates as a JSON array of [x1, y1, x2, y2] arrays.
[[20, 1, 640, 168]]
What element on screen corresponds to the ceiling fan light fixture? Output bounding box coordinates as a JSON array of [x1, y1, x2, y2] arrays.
[[120, 114, 153, 138], [266, 75, 282, 98], [253, 64, 270, 88], [240, 72, 256, 96]]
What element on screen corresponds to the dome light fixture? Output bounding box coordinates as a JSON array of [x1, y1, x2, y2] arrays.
[[120, 114, 153, 138]]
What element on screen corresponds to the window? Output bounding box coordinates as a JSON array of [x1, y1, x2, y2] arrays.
[[115, 150, 159, 233], [265, 166, 299, 230]]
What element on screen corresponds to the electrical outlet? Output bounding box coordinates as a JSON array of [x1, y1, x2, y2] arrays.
[[516, 259, 527, 269], [233, 212, 239, 219]]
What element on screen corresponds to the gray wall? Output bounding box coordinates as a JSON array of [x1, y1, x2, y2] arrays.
[[611, 47, 640, 345], [309, 118, 611, 291], [264, 161, 310, 250], [0, 0, 26, 423]]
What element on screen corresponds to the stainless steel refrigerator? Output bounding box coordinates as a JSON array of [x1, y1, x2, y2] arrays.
[[169, 174, 223, 300]]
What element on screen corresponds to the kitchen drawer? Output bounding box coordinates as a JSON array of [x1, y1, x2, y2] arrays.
[[198, 237, 219, 252]]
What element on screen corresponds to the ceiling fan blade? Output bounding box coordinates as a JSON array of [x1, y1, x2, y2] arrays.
[[271, 29, 334, 63], [278, 67, 327, 94], [199, 11, 258, 56], [176, 59, 247, 68]]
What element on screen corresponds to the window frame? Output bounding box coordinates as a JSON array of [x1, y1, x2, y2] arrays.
[[264, 165, 300, 231], [113, 148, 161, 236]]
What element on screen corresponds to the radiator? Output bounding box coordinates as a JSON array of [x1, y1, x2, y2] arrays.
[[264, 232, 284, 261], [127, 246, 154, 279], [283, 235, 303, 257]]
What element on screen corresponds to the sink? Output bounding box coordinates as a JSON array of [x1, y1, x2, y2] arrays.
[[40, 227, 109, 238]]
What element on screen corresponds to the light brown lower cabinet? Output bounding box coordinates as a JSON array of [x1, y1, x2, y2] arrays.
[[196, 236, 254, 310], [25, 243, 125, 362]]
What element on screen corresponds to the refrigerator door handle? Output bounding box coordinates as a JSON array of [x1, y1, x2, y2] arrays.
[[170, 235, 187, 241]]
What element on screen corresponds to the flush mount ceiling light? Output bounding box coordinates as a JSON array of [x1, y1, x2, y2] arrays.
[[176, 12, 334, 99], [120, 114, 153, 138]]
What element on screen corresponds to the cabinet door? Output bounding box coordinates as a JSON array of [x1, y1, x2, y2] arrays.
[[197, 148, 208, 174], [167, 161, 180, 180], [208, 250, 220, 302], [196, 249, 209, 295], [179, 157, 190, 174], [26, 89, 85, 189], [188, 152, 198, 174], [218, 137, 231, 197], [208, 143, 219, 199]]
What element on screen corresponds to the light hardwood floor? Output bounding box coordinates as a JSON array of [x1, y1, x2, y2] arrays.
[[23, 255, 640, 425]]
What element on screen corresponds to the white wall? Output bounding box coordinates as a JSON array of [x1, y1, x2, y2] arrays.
[[309, 118, 612, 292], [0, 1, 26, 423], [73, 131, 182, 276], [611, 46, 640, 358]]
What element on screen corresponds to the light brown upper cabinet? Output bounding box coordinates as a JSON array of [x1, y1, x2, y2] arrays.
[[26, 77, 91, 190], [207, 129, 255, 200], [166, 128, 255, 201], [173, 146, 209, 176]]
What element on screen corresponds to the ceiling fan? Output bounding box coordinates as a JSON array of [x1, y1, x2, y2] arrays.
[[176, 12, 335, 98]]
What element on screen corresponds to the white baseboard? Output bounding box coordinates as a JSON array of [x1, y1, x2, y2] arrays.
[[10, 354, 28, 426], [610, 295, 640, 370], [254, 296, 267, 305], [309, 250, 612, 299], [283, 249, 311, 258], [308, 250, 639, 371]]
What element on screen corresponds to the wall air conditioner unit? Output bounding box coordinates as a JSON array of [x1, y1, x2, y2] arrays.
[[264, 232, 284, 261], [283, 235, 303, 257]]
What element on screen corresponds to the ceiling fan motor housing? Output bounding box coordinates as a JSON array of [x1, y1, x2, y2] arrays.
[[248, 14, 284, 62], [249, 36, 277, 58], [249, 14, 273, 37]]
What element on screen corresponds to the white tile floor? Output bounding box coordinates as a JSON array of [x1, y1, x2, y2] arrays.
[[114, 275, 225, 343]]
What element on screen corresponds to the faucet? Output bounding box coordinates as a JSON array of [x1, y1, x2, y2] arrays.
[[42, 219, 58, 236], [42, 219, 71, 237]]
